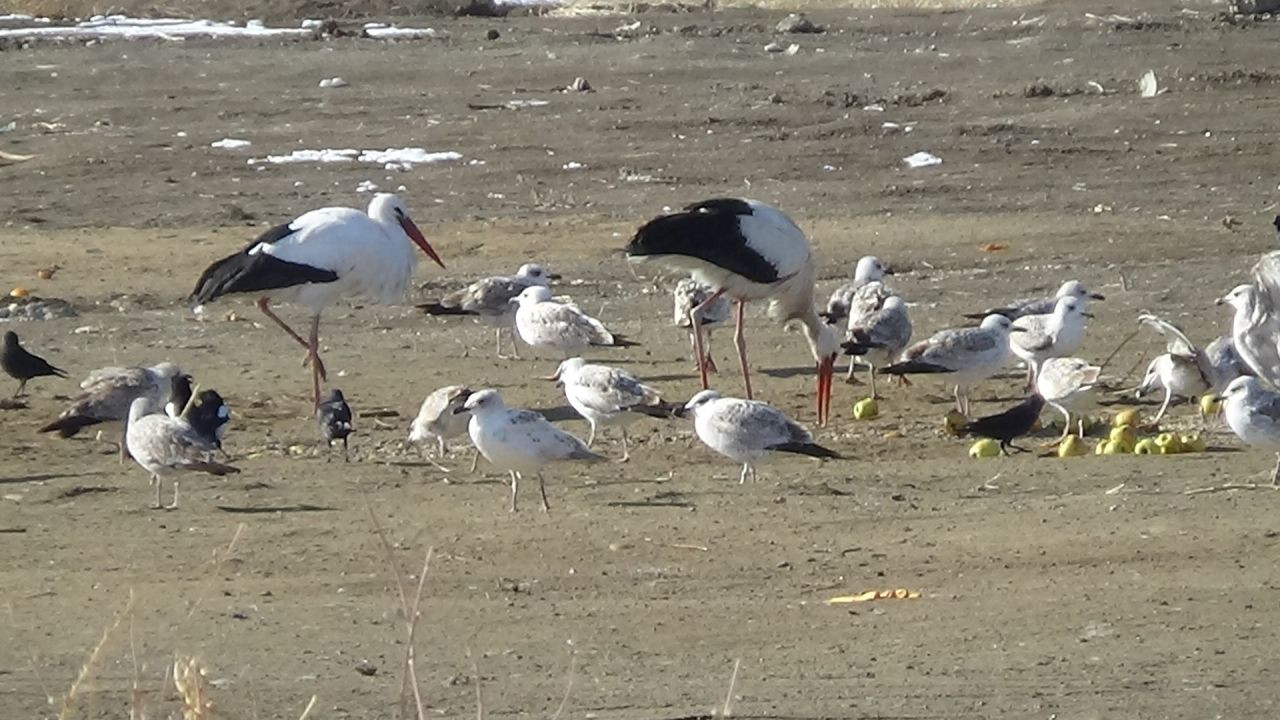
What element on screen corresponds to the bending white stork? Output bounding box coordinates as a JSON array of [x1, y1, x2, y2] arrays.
[[189, 193, 445, 408], [625, 198, 839, 425]]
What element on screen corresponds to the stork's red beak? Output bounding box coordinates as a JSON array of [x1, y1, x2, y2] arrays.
[[400, 216, 445, 269], [817, 355, 835, 427]]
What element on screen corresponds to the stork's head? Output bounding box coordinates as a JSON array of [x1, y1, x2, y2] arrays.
[[370, 193, 445, 269]]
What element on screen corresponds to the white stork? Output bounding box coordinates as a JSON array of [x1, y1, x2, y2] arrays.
[[625, 198, 839, 425], [190, 193, 445, 408]]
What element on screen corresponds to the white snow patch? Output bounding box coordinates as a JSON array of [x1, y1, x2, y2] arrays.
[[210, 138, 251, 149]]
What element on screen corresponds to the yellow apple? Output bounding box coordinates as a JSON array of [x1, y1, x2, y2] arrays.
[[853, 398, 879, 420], [969, 438, 1001, 458]]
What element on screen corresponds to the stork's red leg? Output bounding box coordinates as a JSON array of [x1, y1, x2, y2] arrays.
[[689, 288, 727, 390], [307, 315, 327, 408], [734, 300, 753, 399], [256, 297, 310, 350]]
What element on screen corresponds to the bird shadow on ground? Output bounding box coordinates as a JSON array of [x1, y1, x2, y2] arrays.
[[643, 373, 697, 383], [215, 504, 337, 514], [759, 365, 816, 379], [0, 471, 103, 485], [527, 404, 579, 422]]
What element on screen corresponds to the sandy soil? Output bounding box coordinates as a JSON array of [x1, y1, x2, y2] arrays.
[[3, 2, 1280, 718]]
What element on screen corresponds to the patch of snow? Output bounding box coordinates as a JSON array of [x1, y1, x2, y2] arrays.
[[210, 138, 251, 149]]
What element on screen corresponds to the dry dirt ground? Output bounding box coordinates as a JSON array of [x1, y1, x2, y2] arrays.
[[3, 1, 1280, 718]]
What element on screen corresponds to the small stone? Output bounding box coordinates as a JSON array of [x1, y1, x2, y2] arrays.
[[775, 13, 822, 34], [764, 41, 785, 53], [355, 660, 378, 677], [485, 28, 500, 40], [568, 76, 591, 92]]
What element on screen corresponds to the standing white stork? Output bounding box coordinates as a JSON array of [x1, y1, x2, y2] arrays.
[[625, 198, 839, 425], [189, 193, 445, 408]]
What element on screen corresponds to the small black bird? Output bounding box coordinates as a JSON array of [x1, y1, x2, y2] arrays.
[[2, 331, 68, 398], [1273, 214, 1279, 237], [184, 389, 232, 452], [958, 394, 1045, 455], [164, 373, 194, 418], [316, 389, 354, 462]]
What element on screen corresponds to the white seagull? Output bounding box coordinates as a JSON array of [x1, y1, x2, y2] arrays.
[[673, 277, 731, 373], [1010, 296, 1092, 386], [676, 389, 838, 484], [841, 293, 913, 397], [462, 389, 608, 512], [880, 314, 1021, 415], [189, 193, 445, 408], [822, 255, 892, 326], [963, 280, 1105, 321], [1136, 312, 1248, 424], [407, 385, 479, 472], [1220, 376, 1280, 486], [1035, 357, 1101, 439], [125, 397, 240, 509], [513, 286, 637, 357], [40, 362, 185, 460], [417, 263, 559, 358], [550, 357, 672, 462], [1218, 282, 1280, 388], [626, 198, 840, 425]]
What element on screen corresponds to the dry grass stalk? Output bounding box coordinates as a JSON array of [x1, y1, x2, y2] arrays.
[[173, 656, 213, 720], [550, 652, 577, 720], [186, 522, 246, 618], [717, 658, 741, 719], [466, 645, 484, 720], [296, 694, 318, 720], [129, 603, 145, 720], [58, 590, 136, 720], [6, 601, 56, 707], [365, 499, 433, 720]]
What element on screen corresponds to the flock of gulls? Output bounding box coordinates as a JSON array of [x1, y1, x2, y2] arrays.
[[6, 194, 1280, 510]]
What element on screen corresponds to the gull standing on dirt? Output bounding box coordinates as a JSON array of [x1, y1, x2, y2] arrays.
[[677, 389, 838, 484], [822, 255, 892, 326], [125, 397, 240, 509], [408, 385, 480, 472], [513, 286, 637, 357], [1220, 376, 1280, 486], [189, 193, 446, 408], [1009, 296, 1092, 385], [835, 281, 891, 383], [626, 198, 840, 425], [1218, 281, 1280, 388], [316, 389, 354, 461], [417, 263, 559, 358], [462, 389, 608, 512], [1, 330, 67, 398], [963, 280, 1104, 321], [550, 357, 672, 462], [1036, 357, 1101, 439], [673, 277, 730, 373], [1135, 312, 1247, 424], [841, 293, 913, 397], [39, 362, 184, 442], [880, 314, 1021, 415]]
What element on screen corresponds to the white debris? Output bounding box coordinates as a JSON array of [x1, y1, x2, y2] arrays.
[[902, 151, 942, 169], [504, 99, 549, 109], [1138, 70, 1160, 98], [318, 77, 349, 88], [764, 41, 785, 53], [0, 15, 442, 40], [356, 180, 379, 193], [785, 43, 800, 56], [562, 161, 585, 170], [248, 147, 463, 168], [210, 138, 251, 150], [300, 19, 323, 28], [362, 22, 440, 39]]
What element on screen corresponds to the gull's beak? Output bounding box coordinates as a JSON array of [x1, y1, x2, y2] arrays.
[[548, 273, 564, 281], [1215, 296, 1228, 306], [817, 354, 835, 426], [399, 216, 446, 269], [1010, 327, 1028, 334], [452, 405, 469, 415], [673, 405, 690, 419], [883, 267, 897, 276], [1083, 312, 1096, 319], [1090, 293, 1106, 300]]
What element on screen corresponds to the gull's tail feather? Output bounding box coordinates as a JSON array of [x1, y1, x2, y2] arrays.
[[770, 441, 841, 459]]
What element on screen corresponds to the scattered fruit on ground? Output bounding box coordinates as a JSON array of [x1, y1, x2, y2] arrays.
[[853, 397, 879, 420], [1058, 435, 1087, 457], [1134, 438, 1159, 455], [970, 438, 1001, 458], [1180, 433, 1206, 453], [1109, 425, 1137, 453], [1200, 394, 1221, 418], [1155, 432, 1183, 454], [1113, 408, 1141, 428], [943, 410, 968, 437]]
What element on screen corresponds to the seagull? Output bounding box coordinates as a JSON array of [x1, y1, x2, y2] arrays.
[[550, 357, 673, 462], [189, 193, 445, 408], [1036, 357, 1101, 439], [958, 394, 1046, 455], [408, 385, 473, 458], [40, 362, 184, 442], [417, 263, 559, 358], [1, 331, 67, 398], [1135, 312, 1247, 424], [513, 286, 637, 357], [822, 255, 892, 326], [125, 397, 240, 509], [625, 198, 839, 425], [962, 280, 1105, 321], [1220, 376, 1280, 486], [461, 389, 607, 512], [316, 389, 354, 461], [841, 294, 913, 397], [1218, 282, 1280, 388], [1009, 296, 1092, 386], [879, 314, 1021, 415], [835, 280, 892, 383], [676, 389, 838, 484], [673, 277, 730, 373]]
